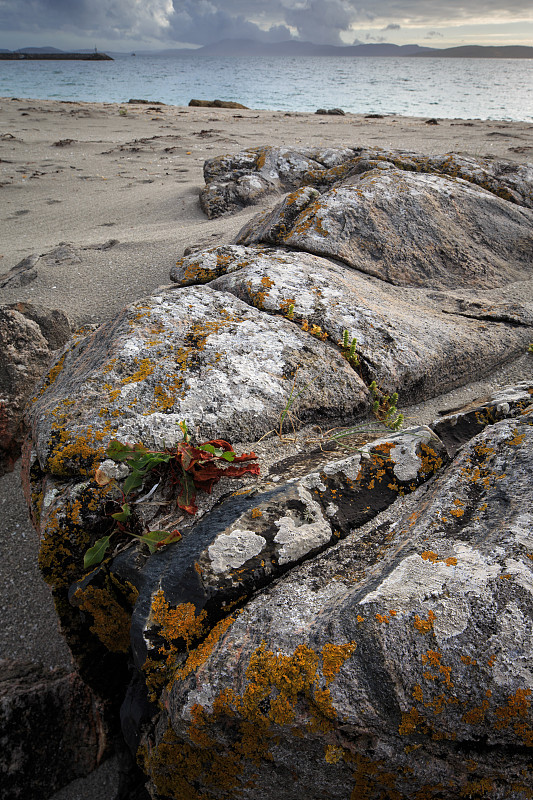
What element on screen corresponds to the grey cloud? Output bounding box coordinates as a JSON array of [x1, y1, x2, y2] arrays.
[[1, 0, 532, 47], [425, 30, 444, 38], [284, 0, 354, 45], [383, 23, 401, 30]]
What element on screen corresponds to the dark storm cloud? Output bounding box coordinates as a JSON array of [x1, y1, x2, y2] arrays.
[[1, 0, 531, 46]]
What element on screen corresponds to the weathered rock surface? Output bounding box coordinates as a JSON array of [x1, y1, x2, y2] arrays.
[[0, 659, 109, 800], [0, 241, 119, 290], [236, 169, 533, 289], [26, 286, 368, 478], [141, 408, 533, 800], [200, 145, 533, 218], [0, 303, 71, 476], [21, 145, 533, 799], [172, 244, 532, 402]]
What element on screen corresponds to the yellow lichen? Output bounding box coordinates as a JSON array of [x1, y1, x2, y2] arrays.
[[73, 574, 138, 653], [414, 610, 436, 634], [321, 642, 357, 683]]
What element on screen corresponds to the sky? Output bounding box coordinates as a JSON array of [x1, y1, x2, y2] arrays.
[[0, 0, 532, 52]]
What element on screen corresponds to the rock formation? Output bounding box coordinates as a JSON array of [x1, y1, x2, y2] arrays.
[[21, 147, 533, 799], [0, 303, 71, 476], [0, 659, 109, 800]]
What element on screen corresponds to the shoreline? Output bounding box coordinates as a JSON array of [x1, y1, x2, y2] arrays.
[[1, 96, 532, 800]]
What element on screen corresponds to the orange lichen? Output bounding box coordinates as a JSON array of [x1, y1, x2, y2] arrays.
[[176, 616, 236, 681], [495, 688, 532, 731], [73, 574, 138, 653], [421, 650, 453, 688], [324, 744, 345, 764], [321, 642, 357, 683], [412, 683, 424, 703], [399, 706, 422, 735], [414, 610, 436, 634], [36, 353, 66, 397], [150, 591, 208, 654]]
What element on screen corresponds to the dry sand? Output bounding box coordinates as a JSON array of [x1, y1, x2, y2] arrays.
[[1, 97, 532, 799]]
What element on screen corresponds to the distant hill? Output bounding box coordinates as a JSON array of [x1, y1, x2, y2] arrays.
[[4, 41, 532, 60], [415, 45, 533, 58], [194, 39, 435, 57], [16, 46, 64, 53]]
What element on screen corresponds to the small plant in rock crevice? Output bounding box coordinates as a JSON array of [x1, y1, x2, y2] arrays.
[[340, 329, 359, 368], [369, 381, 404, 431], [278, 311, 404, 435], [83, 422, 259, 569]]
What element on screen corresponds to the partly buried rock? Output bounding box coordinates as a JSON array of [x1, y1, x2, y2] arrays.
[[171, 244, 531, 403], [0, 659, 109, 800], [189, 99, 249, 109], [0, 303, 71, 476], [140, 407, 533, 800]]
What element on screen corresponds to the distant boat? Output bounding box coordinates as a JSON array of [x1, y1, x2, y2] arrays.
[[131, 53, 136, 56]]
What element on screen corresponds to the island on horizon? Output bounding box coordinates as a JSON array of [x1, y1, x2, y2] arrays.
[[0, 48, 113, 61]]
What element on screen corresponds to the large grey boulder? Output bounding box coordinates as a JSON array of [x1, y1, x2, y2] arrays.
[[236, 168, 533, 289], [27, 286, 368, 481], [140, 407, 533, 800], [172, 244, 531, 402]]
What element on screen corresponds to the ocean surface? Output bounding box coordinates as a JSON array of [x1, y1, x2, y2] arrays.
[[0, 53, 532, 121]]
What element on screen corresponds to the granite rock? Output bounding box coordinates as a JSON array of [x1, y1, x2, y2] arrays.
[[0, 303, 71, 476], [142, 408, 533, 800], [0, 659, 109, 800], [199, 145, 533, 218]]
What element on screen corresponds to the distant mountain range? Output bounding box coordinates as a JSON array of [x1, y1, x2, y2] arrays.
[[1, 41, 532, 59]]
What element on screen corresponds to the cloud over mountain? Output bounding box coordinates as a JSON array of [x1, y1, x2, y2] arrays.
[[1, 0, 532, 47]]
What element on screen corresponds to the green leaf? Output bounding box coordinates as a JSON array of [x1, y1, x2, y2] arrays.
[[106, 439, 137, 461], [135, 529, 182, 554], [123, 471, 144, 495], [84, 534, 113, 568], [111, 503, 131, 522], [198, 443, 235, 460]]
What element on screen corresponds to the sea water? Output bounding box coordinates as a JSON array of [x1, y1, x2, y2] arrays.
[[0, 53, 532, 121]]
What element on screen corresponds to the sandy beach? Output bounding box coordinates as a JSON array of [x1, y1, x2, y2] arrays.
[[1, 97, 533, 799]]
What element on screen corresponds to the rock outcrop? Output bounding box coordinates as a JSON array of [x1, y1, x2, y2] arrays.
[[21, 147, 533, 799], [189, 99, 249, 109], [0, 659, 109, 800], [0, 303, 71, 476], [199, 145, 533, 218]]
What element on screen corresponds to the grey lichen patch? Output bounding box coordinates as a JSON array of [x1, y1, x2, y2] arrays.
[[273, 487, 332, 565], [360, 543, 501, 611], [374, 426, 436, 482], [208, 529, 267, 574]]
